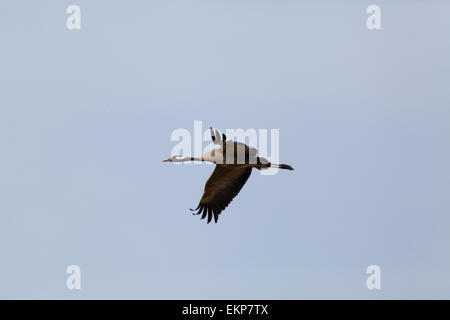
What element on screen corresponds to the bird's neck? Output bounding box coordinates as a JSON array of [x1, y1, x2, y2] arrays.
[[175, 156, 203, 162]]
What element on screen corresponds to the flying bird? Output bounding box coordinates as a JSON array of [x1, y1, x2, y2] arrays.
[[163, 127, 293, 223]]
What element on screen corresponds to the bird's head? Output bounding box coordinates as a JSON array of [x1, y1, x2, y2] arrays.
[[162, 155, 185, 162]]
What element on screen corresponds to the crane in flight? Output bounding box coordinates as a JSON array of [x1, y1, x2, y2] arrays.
[[163, 127, 293, 224]]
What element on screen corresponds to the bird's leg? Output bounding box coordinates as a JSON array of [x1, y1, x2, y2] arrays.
[[210, 127, 225, 144], [210, 127, 217, 142]]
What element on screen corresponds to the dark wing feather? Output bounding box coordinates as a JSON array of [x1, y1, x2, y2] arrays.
[[192, 165, 252, 223]]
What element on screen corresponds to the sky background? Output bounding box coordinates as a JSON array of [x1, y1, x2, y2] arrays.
[[1, 1, 449, 299]]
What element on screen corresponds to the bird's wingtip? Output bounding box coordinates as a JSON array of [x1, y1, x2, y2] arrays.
[[190, 204, 200, 212]]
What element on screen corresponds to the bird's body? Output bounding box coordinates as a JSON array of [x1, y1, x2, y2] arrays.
[[163, 127, 293, 223]]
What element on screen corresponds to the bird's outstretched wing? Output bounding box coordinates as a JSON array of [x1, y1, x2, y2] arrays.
[[190, 165, 252, 223]]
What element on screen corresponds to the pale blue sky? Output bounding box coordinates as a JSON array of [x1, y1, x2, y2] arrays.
[[1, 1, 449, 299]]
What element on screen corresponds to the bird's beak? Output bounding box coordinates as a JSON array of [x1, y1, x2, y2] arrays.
[[162, 158, 171, 162]]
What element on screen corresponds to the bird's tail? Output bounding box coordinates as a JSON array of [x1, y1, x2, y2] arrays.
[[270, 163, 294, 170]]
